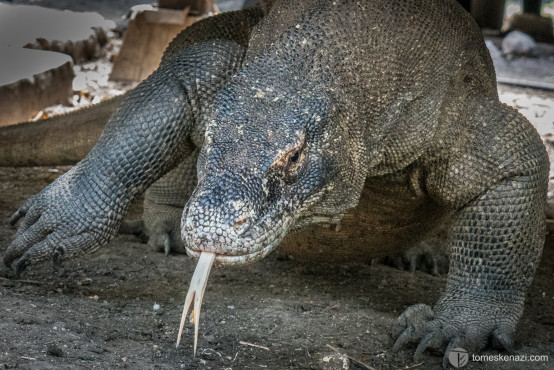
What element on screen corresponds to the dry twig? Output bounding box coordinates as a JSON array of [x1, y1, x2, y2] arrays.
[[396, 363, 424, 370], [0, 277, 44, 285], [239, 341, 270, 351]]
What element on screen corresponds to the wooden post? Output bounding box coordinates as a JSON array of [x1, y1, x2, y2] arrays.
[[109, 7, 200, 82], [523, 0, 542, 15]]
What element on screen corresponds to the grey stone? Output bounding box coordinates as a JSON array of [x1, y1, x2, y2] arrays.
[[502, 30, 537, 57]]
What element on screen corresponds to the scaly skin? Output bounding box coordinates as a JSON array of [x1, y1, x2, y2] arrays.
[[3, 0, 548, 364]]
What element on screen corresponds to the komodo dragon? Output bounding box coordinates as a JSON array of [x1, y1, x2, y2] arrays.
[[2, 0, 548, 364]]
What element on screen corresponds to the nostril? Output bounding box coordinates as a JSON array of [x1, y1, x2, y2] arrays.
[[233, 217, 251, 233]]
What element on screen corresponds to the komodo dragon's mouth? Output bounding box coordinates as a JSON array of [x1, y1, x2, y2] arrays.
[[185, 243, 276, 267]]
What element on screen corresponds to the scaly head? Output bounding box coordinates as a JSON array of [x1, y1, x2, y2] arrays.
[[182, 73, 367, 266]]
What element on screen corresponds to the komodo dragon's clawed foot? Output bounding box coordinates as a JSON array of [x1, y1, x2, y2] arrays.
[[405, 240, 449, 276], [144, 205, 186, 255], [392, 300, 517, 368], [120, 205, 186, 255], [382, 240, 450, 276], [4, 170, 120, 274]]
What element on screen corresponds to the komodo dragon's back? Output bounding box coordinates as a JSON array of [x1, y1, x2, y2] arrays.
[[249, 0, 503, 261]]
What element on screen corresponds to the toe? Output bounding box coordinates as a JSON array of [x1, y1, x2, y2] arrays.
[[11, 238, 54, 274], [491, 325, 514, 351], [442, 338, 466, 369], [414, 330, 445, 361], [14, 208, 42, 238], [393, 324, 416, 352], [9, 197, 37, 227], [4, 221, 53, 268], [392, 303, 434, 339], [148, 233, 171, 254], [393, 320, 438, 352]]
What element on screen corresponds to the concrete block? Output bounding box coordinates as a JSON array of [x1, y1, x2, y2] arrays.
[[0, 47, 74, 127], [0, 4, 115, 63]]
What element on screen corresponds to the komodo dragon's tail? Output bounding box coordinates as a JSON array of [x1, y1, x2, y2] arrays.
[[0, 94, 124, 167]]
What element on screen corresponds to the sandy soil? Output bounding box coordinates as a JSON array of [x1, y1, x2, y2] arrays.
[[0, 165, 552, 369]]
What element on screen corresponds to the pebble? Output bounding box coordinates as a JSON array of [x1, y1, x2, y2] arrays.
[[46, 343, 63, 357], [502, 30, 537, 57], [317, 352, 350, 370]]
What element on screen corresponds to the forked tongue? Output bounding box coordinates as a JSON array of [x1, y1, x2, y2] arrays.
[[176, 251, 216, 355]]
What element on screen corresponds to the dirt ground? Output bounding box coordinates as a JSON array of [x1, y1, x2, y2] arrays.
[[0, 163, 553, 370]]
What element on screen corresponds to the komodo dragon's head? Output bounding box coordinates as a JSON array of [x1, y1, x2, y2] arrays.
[[182, 71, 367, 266]]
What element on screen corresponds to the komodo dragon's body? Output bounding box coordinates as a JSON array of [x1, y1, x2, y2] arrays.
[[2, 0, 548, 364]]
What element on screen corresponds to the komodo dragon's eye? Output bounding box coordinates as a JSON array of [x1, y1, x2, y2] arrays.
[[272, 146, 304, 173], [290, 151, 300, 163], [283, 148, 304, 183]]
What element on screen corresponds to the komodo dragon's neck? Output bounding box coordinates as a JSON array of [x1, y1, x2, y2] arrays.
[[0, 94, 124, 167]]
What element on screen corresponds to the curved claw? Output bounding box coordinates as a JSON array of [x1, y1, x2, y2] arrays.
[[163, 237, 171, 256], [52, 245, 66, 266], [5, 227, 98, 274], [492, 327, 514, 352], [14, 257, 30, 276], [148, 233, 172, 255], [441, 337, 468, 369], [4, 223, 53, 269], [10, 207, 28, 227], [442, 339, 456, 369], [121, 215, 186, 256], [393, 325, 416, 352], [415, 331, 443, 361]]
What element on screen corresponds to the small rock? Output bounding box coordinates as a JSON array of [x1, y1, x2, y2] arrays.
[[502, 30, 537, 57], [46, 343, 63, 357], [77, 277, 92, 286], [317, 352, 350, 370]]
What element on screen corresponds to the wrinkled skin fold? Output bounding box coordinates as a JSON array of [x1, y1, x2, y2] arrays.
[[3, 0, 548, 364]]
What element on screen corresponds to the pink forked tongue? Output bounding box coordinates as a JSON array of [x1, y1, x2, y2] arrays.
[[176, 251, 216, 355]]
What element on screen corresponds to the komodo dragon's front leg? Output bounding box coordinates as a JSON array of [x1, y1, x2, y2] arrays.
[[124, 4, 273, 254], [2, 4, 270, 271], [393, 99, 548, 364]]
